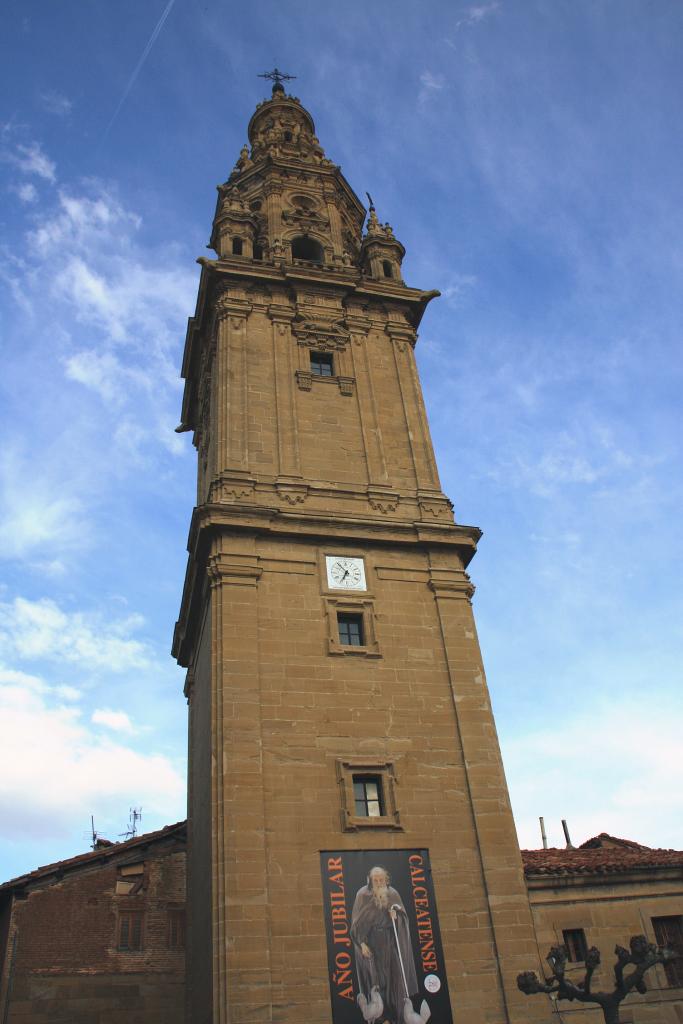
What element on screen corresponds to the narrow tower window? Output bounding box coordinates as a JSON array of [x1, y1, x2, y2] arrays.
[[337, 612, 363, 646], [353, 775, 384, 817], [253, 244, 263, 261], [382, 260, 393, 278], [310, 352, 334, 377], [291, 236, 323, 263], [232, 237, 243, 256]]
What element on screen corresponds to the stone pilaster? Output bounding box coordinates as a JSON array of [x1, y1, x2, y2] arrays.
[[208, 543, 270, 1024]]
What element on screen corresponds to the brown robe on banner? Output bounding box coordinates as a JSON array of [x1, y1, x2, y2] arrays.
[[350, 885, 419, 1024]]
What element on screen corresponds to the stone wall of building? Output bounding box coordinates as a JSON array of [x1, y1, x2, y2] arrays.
[[523, 836, 683, 1024]]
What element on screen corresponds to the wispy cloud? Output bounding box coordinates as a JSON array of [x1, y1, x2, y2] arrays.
[[448, 1, 500, 39], [0, 597, 150, 671], [1, 140, 56, 182], [9, 181, 38, 203], [418, 70, 446, 107], [0, 448, 88, 563], [39, 90, 73, 117]]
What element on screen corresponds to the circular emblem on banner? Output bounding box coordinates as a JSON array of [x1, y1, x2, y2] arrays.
[[424, 974, 441, 993]]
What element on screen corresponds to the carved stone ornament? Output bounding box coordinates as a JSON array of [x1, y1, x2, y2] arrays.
[[295, 369, 312, 391], [293, 318, 350, 352], [208, 476, 255, 503], [275, 482, 309, 506], [367, 488, 399, 514], [418, 497, 454, 520]]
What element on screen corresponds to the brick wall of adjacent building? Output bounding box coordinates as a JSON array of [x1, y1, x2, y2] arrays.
[[0, 825, 186, 1024]]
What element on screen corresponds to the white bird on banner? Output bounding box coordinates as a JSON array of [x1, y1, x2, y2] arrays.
[[357, 985, 383, 1024]]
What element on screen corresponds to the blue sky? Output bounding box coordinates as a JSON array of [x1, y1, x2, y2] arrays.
[[1, 1, 682, 880]]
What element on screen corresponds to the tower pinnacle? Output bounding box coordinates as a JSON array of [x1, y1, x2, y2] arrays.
[[257, 66, 296, 95]]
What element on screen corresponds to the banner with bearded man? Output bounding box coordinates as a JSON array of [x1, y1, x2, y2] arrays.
[[351, 865, 418, 1024]]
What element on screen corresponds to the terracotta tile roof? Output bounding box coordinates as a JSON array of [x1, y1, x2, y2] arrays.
[[523, 833, 683, 876], [0, 820, 186, 893]]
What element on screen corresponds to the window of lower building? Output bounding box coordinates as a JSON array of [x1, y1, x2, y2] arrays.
[[115, 862, 144, 895], [353, 775, 384, 817], [168, 908, 186, 949], [118, 910, 143, 951], [253, 243, 263, 261], [310, 351, 334, 376], [338, 612, 363, 646], [652, 916, 683, 987], [563, 928, 588, 963]]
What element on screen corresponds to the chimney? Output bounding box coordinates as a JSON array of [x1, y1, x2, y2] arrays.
[[562, 819, 574, 850], [539, 816, 548, 849]]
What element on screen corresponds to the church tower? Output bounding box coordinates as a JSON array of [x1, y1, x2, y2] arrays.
[[173, 75, 548, 1024]]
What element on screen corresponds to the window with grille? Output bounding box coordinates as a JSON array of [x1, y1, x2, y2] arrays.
[[562, 928, 588, 963], [652, 916, 683, 987], [353, 775, 384, 818], [168, 909, 186, 949], [310, 351, 334, 376], [118, 911, 143, 951], [337, 613, 363, 646]]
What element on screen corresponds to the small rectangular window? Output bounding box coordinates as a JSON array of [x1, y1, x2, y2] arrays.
[[168, 909, 186, 949], [563, 928, 588, 963], [353, 775, 384, 817], [652, 916, 683, 987], [232, 237, 243, 256], [338, 613, 363, 646], [310, 352, 334, 376], [118, 911, 143, 951]]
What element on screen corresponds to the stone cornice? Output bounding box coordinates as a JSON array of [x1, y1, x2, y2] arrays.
[[173, 504, 481, 667]]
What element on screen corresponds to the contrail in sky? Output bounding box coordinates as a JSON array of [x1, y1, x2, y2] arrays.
[[103, 0, 176, 140]]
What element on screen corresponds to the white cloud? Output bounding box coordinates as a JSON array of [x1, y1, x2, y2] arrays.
[[441, 272, 477, 306], [420, 71, 444, 92], [8, 141, 56, 182], [92, 708, 135, 733], [64, 350, 125, 404], [505, 700, 683, 851], [0, 666, 47, 693], [0, 596, 150, 671], [0, 448, 89, 564], [10, 182, 38, 203], [451, 2, 500, 32], [54, 684, 81, 701], [39, 90, 73, 117], [0, 672, 184, 840]]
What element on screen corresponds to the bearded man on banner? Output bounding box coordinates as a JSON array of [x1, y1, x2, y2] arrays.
[[350, 865, 419, 1024]]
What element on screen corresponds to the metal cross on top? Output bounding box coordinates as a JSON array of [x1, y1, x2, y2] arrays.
[[258, 68, 297, 88]]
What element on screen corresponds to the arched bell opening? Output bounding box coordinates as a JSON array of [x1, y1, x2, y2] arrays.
[[291, 236, 324, 264]]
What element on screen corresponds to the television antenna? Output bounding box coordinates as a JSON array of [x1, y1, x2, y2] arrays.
[[120, 807, 142, 840]]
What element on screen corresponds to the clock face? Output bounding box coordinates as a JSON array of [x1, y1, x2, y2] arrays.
[[326, 555, 366, 591]]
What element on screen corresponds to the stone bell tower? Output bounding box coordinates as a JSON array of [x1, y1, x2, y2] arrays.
[[173, 74, 549, 1024]]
